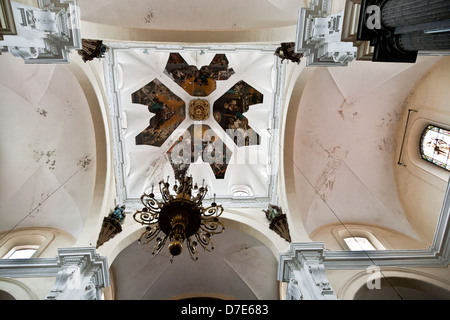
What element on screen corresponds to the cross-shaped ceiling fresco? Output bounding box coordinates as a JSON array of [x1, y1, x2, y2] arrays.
[[106, 44, 282, 209]]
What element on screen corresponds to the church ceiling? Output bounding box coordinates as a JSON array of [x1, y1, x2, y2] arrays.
[[106, 45, 281, 208]]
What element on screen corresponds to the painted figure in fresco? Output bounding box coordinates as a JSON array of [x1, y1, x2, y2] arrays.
[[213, 81, 263, 147], [430, 138, 449, 156], [167, 125, 232, 179], [164, 53, 235, 97], [133, 79, 186, 147]]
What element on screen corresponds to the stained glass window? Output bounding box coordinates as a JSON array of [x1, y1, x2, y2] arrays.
[[420, 125, 450, 172]]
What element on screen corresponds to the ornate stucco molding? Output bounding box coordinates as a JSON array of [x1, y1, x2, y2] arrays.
[[278, 242, 337, 300], [0, 0, 81, 63], [295, 0, 357, 66], [0, 247, 109, 300]]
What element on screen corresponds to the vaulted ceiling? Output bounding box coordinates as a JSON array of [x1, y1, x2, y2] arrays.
[[0, 53, 96, 239], [109, 47, 279, 208], [78, 0, 308, 31], [1, 0, 449, 300]]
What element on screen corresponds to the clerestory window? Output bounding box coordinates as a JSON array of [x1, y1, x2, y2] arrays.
[[343, 237, 376, 251], [2, 245, 39, 259]]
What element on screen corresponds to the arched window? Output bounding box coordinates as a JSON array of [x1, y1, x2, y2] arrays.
[[420, 125, 450, 172], [2, 245, 39, 259], [343, 237, 376, 251], [231, 185, 252, 197]]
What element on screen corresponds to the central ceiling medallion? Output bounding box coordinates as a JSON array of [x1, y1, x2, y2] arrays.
[[189, 99, 210, 121], [133, 175, 225, 262]]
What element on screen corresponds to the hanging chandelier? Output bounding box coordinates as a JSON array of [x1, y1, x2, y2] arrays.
[[133, 175, 225, 262]]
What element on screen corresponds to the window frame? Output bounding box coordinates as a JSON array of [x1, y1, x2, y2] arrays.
[[332, 225, 388, 251], [343, 236, 377, 251], [2, 245, 39, 259]]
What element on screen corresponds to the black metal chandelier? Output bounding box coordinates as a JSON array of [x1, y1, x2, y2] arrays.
[[133, 175, 225, 262]]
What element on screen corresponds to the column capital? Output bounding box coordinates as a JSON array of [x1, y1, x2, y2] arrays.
[[46, 247, 109, 300], [278, 242, 337, 300], [295, 0, 357, 66]]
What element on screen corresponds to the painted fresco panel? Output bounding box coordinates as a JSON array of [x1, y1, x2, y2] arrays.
[[133, 79, 186, 147], [213, 80, 263, 146], [167, 124, 232, 179], [164, 53, 235, 96]]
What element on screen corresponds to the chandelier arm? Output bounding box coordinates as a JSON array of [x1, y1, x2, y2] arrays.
[[193, 186, 208, 206], [138, 225, 161, 245], [152, 234, 169, 256], [201, 205, 224, 219], [186, 237, 199, 261], [199, 219, 225, 235], [133, 210, 159, 225], [140, 193, 162, 211], [159, 180, 172, 203], [195, 232, 214, 252]]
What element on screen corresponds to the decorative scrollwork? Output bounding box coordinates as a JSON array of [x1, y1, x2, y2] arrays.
[[192, 186, 208, 205], [202, 204, 224, 219], [133, 209, 159, 225], [195, 231, 214, 252], [200, 218, 225, 235], [159, 180, 173, 203], [140, 192, 163, 212], [186, 237, 199, 261], [138, 225, 162, 245], [153, 235, 169, 256]]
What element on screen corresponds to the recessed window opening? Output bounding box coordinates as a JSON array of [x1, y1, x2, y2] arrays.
[[233, 190, 250, 197], [344, 237, 376, 251], [231, 185, 252, 197], [2, 245, 39, 259], [420, 124, 450, 172]]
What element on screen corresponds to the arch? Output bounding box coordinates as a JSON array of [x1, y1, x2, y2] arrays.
[[105, 213, 282, 300], [0, 227, 75, 259], [354, 277, 450, 300], [337, 267, 450, 300], [278, 61, 316, 242], [0, 278, 38, 300], [0, 290, 15, 300], [395, 56, 450, 244], [67, 53, 115, 247]]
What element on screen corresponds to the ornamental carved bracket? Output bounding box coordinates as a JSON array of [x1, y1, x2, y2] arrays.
[[278, 243, 337, 300]]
